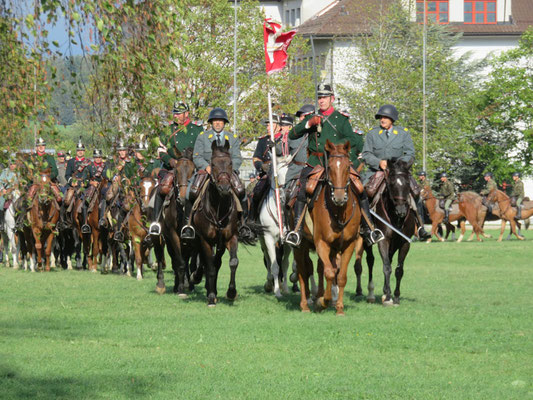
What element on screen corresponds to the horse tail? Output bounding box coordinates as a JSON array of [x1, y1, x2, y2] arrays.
[[238, 220, 264, 246]]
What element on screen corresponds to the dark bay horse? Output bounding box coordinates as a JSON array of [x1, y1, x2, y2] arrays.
[[190, 141, 245, 307], [295, 140, 363, 315], [372, 159, 416, 306], [154, 149, 196, 297]]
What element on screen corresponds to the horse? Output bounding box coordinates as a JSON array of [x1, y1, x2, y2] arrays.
[[420, 187, 487, 242], [372, 159, 416, 306], [73, 178, 108, 272], [153, 149, 197, 296], [258, 155, 297, 298], [2, 189, 20, 269], [295, 140, 362, 315], [127, 175, 157, 280], [486, 189, 529, 241], [190, 141, 251, 306], [28, 173, 60, 271]]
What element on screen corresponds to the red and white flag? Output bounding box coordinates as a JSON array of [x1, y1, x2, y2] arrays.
[[263, 18, 296, 75]]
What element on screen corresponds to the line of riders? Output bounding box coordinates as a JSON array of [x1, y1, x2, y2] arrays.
[[0, 83, 525, 264]]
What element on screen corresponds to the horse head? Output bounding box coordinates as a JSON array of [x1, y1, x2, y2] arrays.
[[487, 188, 503, 203], [174, 147, 196, 202], [420, 184, 433, 200], [386, 158, 413, 219], [325, 139, 351, 207], [139, 177, 157, 210], [37, 174, 52, 205], [210, 141, 233, 196]]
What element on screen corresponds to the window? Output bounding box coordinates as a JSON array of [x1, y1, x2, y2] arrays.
[[296, 8, 301, 25], [416, 1, 449, 24], [285, 10, 290, 26], [291, 9, 296, 27], [464, 1, 497, 24]]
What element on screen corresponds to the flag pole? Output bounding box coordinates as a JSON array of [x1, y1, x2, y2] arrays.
[[266, 78, 284, 238]]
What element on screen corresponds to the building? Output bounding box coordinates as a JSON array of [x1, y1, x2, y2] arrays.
[[258, 0, 334, 27]]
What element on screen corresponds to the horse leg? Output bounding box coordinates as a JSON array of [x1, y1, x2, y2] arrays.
[[353, 240, 363, 297], [90, 231, 99, 272], [134, 239, 143, 280], [280, 245, 291, 295], [260, 237, 274, 293], [497, 220, 506, 242], [378, 240, 393, 306], [366, 246, 375, 303], [44, 232, 53, 272], [168, 231, 186, 298], [336, 242, 356, 316], [202, 239, 217, 306], [226, 236, 239, 301], [153, 238, 166, 294], [294, 246, 311, 312], [264, 236, 280, 297], [456, 220, 465, 242], [315, 241, 333, 312]]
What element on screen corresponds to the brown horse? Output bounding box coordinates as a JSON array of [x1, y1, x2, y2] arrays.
[[190, 141, 243, 306], [154, 149, 196, 297], [295, 140, 362, 315], [420, 187, 485, 242], [487, 189, 528, 241], [73, 179, 108, 271], [28, 174, 60, 271], [127, 176, 157, 280]]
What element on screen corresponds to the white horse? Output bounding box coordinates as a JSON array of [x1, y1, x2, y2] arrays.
[[2, 190, 20, 269], [258, 156, 317, 299]]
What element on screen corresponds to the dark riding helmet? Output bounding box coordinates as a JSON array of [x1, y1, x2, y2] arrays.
[[512, 172, 521, 177], [484, 172, 493, 178], [440, 172, 448, 178], [375, 104, 399, 122], [418, 171, 427, 177], [208, 107, 229, 124], [295, 104, 315, 118]]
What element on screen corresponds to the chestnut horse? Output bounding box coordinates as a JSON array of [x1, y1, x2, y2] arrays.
[[28, 174, 60, 271], [487, 189, 528, 241], [295, 140, 362, 315], [420, 187, 485, 242], [154, 149, 196, 297], [190, 141, 245, 306], [127, 176, 157, 280]]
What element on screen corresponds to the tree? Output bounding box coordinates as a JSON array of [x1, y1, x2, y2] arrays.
[[337, 1, 484, 177], [470, 27, 533, 187]]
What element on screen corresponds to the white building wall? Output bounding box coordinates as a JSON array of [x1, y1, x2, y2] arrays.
[[449, 0, 464, 22], [260, 3, 283, 22]]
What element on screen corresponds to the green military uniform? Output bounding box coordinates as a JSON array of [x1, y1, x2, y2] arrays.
[[361, 125, 415, 174], [480, 179, 497, 195], [511, 177, 525, 218], [289, 109, 363, 167], [160, 121, 203, 170], [440, 180, 455, 207], [31, 152, 58, 181]]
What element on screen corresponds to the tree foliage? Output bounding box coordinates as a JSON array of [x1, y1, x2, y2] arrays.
[[337, 1, 484, 177]]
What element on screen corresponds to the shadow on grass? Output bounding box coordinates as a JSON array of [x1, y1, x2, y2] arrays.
[[0, 362, 156, 400]]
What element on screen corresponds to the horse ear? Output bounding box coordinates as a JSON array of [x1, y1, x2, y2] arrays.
[[405, 157, 414, 170], [343, 140, 351, 154], [175, 148, 182, 159], [211, 140, 218, 152], [325, 139, 334, 153], [224, 140, 230, 151]]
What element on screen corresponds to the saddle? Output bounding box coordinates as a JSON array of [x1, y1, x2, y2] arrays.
[[305, 165, 324, 196], [159, 170, 175, 196], [438, 199, 457, 211], [365, 171, 385, 198], [189, 170, 209, 202]]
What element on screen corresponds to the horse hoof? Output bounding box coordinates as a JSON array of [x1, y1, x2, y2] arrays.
[[155, 285, 166, 295], [226, 289, 237, 301], [207, 303, 216, 308], [301, 308, 311, 313], [263, 280, 273, 293], [336, 311, 345, 317], [367, 297, 376, 304], [289, 272, 298, 283], [177, 293, 188, 300]]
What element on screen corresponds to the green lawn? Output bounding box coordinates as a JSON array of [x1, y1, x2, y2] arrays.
[[1, 230, 532, 399]]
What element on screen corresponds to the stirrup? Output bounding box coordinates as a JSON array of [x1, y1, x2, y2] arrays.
[[149, 222, 161, 236], [98, 218, 108, 228], [417, 226, 431, 240], [113, 231, 124, 242], [180, 225, 195, 240], [370, 229, 385, 244], [285, 231, 301, 247], [81, 224, 91, 234]]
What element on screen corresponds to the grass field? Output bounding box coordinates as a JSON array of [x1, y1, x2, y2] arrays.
[[1, 229, 532, 399]]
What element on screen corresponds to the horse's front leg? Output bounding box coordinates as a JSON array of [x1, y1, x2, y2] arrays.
[[44, 232, 54, 272], [393, 241, 410, 305], [32, 228, 43, 271], [167, 230, 186, 298], [226, 235, 238, 301], [366, 245, 375, 303], [153, 237, 166, 294], [202, 239, 217, 306], [353, 239, 364, 297], [263, 235, 280, 297], [280, 244, 292, 296], [378, 239, 393, 306], [336, 241, 356, 316], [134, 237, 143, 280], [315, 240, 333, 312]]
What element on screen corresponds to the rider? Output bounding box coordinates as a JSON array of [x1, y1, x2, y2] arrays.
[[510, 172, 524, 219], [87, 149, 108, 229], [183, 107, 246, 239], [480, 172, 497, 212], [285, 84, 381, 247], [361, 104, 432, 241], [149, 101, 203, 236], [56, 151, 68, 190], [0, 157, 17, 231], [416, 170, 429, 225], [439, 172, 455, 224], [64, 138, 91, 231]]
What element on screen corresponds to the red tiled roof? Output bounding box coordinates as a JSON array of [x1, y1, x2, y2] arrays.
[[297, 0, 532, 37]]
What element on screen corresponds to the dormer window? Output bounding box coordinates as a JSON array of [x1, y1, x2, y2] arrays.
[[416, 1, 449, 24], [464, 1, 497, 24]]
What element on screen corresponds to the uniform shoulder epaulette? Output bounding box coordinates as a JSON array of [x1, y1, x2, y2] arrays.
[[199, 131, 205, 135], [192, 120, 203, 127], [338, 110, 350, 118], [354, 129, 364, 135]]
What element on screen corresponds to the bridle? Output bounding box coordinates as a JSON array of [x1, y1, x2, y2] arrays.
[[324, 151, 356, 230]]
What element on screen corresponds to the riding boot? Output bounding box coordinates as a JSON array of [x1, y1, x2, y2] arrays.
[[81, 203, 91, 234], [0, 209, 4, 231], [180, 199, 195, 240], [238, 197, 254, 241], [149, 193, 163, 235], [443, 209, 449, 224], [360, 194, 385, 246], [98, 199, 108, 228], [516, 205, 522, 220], [285, 199, 306, 247], [414, 208, 431, 240], [416, 200, 425, 225], [114, 210, 125, 242]]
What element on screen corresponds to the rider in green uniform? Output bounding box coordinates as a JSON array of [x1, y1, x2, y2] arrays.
[[438, 173, 455, 224], [511, 172, 525, 219]]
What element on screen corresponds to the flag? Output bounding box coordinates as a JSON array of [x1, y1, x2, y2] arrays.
[[263, 18, 296, 75]]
